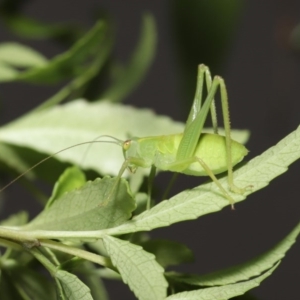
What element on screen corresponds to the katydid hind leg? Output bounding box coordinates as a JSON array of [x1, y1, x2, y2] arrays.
[[176, 68, 224, 162], [218, 76, 247, 195], [174, 67, 246, 206], [185, 65, 206, 128], [161, 156, 236, 209], [185, 64, 217, 131], [201, 65, 218, 134], [182, 71, 246, 196]]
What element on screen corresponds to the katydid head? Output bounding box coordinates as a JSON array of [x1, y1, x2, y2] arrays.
[[122, 138, 140, 173], [0, 135, 124, 193]]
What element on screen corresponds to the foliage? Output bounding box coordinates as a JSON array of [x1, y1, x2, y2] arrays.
[[0, 9, 299, 300]]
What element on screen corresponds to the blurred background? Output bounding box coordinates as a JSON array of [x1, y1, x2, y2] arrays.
[[0, 0, 299, 299]]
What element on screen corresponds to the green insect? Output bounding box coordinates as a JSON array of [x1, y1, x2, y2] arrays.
[[113, 64, 248, 209], [1, 65, 248, 209]]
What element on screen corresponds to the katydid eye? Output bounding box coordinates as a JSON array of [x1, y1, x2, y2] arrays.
[[123, 140, 131, 150]]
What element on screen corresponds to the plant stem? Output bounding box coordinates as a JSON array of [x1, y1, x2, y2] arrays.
[[0, 226, 113, 240], [40, 239, 114, 270]]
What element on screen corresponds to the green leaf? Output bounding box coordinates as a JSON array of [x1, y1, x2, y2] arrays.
[[2, 14, 78, 40], [103, 235, 168, 300], [0, 142, 34, 176], [0, 21, 107, 84], [97, 268, 122, 280], [0, 0, 78, 40], [0, 141, 81, 189], [0, 211, 28, 226], [0, 62, 19, 81], [0, 267, 56, 300], [103, 126, 300, 235], [47, 166, 86, 208], [0, 100, 246, 177], [133, 192, 149, 215], [168, 222, 300, 286], [0, 42, 47, 75], [34, 33, 113, 111], [13, 268, 56, 300], [24, 177, 135, 231], [140, 239, 194, 268], [0, 271, 24, 300], [165, 262, 279, 300], [55, 270, 93, 300], [101, 13, 157, 102], [81, 262, 109, 300]]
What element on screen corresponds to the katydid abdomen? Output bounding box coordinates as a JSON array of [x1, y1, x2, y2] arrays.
[[126, 133, 248, 176]]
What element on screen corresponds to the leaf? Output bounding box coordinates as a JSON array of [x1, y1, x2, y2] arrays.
[[24, 177, 135, 231], [0, 211, 28, 226], [0, 140, 84, 189], [140, 239, 194, 268], [47, 166, 86, 208], [0, 21, 107, 84], [96, 268, 122, 280], [165, 262, 279, 300], [0, 100, 182, 175], [101, 13, 157, 102], [0, 271, 24, 300], [0, 100, 246, 177], [2, 14, 78, 40], [0, 62, 19, 81], [167, 221, 300, 286], [0, 0, 78, 40], [103, 235, 168, 300], [55, 270, 93, 300], [81, 262, 109, 300], [0, 42, 47, 67], [0, 142, 35, 176], [34, 33, 112, 111], [0, 267, 56, 300], [102, 126, 300, 235], [12, 267, 56, 300], [133, 192, 149, 215]]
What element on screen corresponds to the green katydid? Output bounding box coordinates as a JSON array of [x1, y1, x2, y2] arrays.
[[0, 64, 248, 209], [112, 64, 248, 209]]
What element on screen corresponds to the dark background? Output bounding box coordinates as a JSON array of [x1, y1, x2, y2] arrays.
[[0, 1, 299, 299]]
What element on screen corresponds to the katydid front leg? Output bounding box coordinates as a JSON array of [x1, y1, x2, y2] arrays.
[[101, 153, 154, 208]]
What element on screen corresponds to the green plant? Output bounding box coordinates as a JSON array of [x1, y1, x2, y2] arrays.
[[0, 13, 299, 300]]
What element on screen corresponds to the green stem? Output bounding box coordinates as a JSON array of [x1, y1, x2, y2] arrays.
[[0, 226, 118, 243], [0, 226, 39, 244], [0, 237, 23, 251], [43, 246, 60, 266], [40, 239, 114, 270], [0, 226, 116, 270], [29, 247, 57, 275]]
